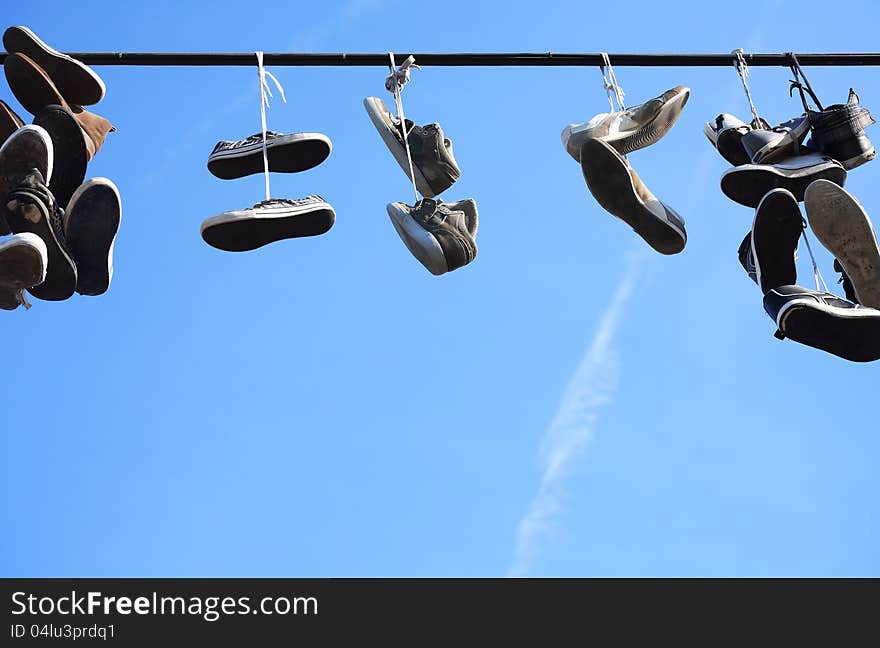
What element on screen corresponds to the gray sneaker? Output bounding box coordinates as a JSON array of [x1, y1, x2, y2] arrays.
[[0, 232, 47, 310], [386, 197, 478, 275], [364, 96, 460, 197], [741, 115, 811, 164]]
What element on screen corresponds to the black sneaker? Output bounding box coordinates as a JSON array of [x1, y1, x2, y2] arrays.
[[64, 177, 121, 296], [750, 188, 802, 294], [201, 195, 335, 252], [385, 198, 478, 275], [737, 231, 758, 285], [33, 105, 87, 209], [807, 89, 876, 170], [207, 131, 332, 179], [720, 152, 846, 207], [0, 123, 53, 236], [833, 258, 858, 303], [703, 113, 768, 166], [763, 284, 880, 362], [2, 169, 76, 301]]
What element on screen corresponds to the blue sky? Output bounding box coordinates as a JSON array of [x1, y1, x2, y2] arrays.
[[2, 0, 879, 577]]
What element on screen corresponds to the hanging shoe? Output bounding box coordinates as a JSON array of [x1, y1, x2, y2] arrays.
[[0, 124, 54, 236], [804, 179, 880, 309], [0, 232, 47, 310], [720, 152, 846, 207], [32, 105, 87, 209], [2, 26, 105, 106], [737, 231, 758, 285], [63, 178, 121, 296], [201, 195, 335, 252], [0, 99, 25, 145], [703, 114, 768, 166], [807, 89, 875, 170], [562, 86, 690, 162], [749, 189, 802, 294], [385, 197, 478, 275], [363, 96, 460, 198], [2, 169, 76, 301], [741, 115, 811, 164], [207, 131, 332, 179], [580, 137, 686, 255], [763, 285, 880, 362], [833, 258, 858, 303]]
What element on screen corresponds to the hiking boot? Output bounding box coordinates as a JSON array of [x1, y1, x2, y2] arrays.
[[2, 169, 76, 301], [33, 105, 87, 209], [385, 197, 478, 275], [741, 115, 811, 164], [763, 284, 880, 362], [562, 86, 690, 161], [207, 131, 332, 179], [201, 195, 335, 252], [4, 52, 113, 159], [704, 113, 767, 166], [807, 89, 875, 170], [0, 232, 47, 310], [0, 99, 24, 145], [737, 231, 758, 285], [0, 124, 53, 236], [804, 179, 880, 309], [64, 178, 121, 296], [3, 25, 105, 105], [750, 188, 802, 294], [580, 137, 686, 255], [364, 96, 460, 197], [833, 258, 857, 303], [720, 152, 846, 207]]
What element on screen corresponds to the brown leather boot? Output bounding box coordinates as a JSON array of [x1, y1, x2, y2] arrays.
[[0, 99, 25, 144]]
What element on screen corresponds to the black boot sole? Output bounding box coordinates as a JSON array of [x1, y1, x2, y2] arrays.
[[33, 105, 87, 209], [65, 179, 120, 296]]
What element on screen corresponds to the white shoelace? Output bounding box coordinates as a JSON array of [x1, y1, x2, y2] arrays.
[[387, 53, 421, 204], [599, 52, 625, 113], [256, 51, 287, 201], [732, 49, 764, 128], [801, 226, 829, 293]]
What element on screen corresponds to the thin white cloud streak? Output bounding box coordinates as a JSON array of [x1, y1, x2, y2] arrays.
[[507, 247, 647, 577]]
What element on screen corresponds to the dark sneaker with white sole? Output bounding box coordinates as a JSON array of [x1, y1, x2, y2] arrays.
[[33, 105, 87, 209], [750, 188, 802, 294], [201, 195, 335, 252], [741, 115, 811, 164], [0, 124, 53, 236], [804, 179, 880, 309], [386, 198, 478, 275], [737, 231, 758, 285], [580, 137, 686, 255], [364, 96, 460, 198], [3, 25, 105, 106], [833, 258, 858, 303], [704, 113, 769, 166], [0, 232, 47, 310], [720, 152, 846, 207], [64, 177, 121, 296], [207, 131, 332, 179], [763, 284, 880, 362], [3, 169, 76, 301], [807, 89, 876, 170], [562, 86, 690, 161]]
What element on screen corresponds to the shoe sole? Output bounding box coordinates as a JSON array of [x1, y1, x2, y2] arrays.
[[804, 179, 880, 310], [4, 188, 76, 301], [201, 201, 335, 252], [721, 160, 846, 207], [33, 105, 87, 209], [3, 26, 105, 106], [364, 97, 435, 197], [606, 86, 690, 155], [751, 189, 802, 293], [774, 297, 880, 362], [207, 133, 332, 179], [64, 178, 121, 296], [0, 233, 47, 310], [580, 137, 686, 255], [386, 203, 448, 275]]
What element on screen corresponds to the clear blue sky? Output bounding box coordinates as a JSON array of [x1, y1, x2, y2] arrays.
[[2, 0, 879, 577]]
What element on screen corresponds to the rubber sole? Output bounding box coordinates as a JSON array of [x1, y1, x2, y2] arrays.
[[201, 203, 335, 252], [721, 160, 846, 207], [805, 179, 880, 309], [364, 97, 435, 197], [778, 301, 880, 362], [65, 178, 121, 296], [207, 133, 332, 179], [580, 137, 686, 255], [751, 189, 802, 293], [386, 203, 447, 275], [33, 105, 87, 209], [606, 86, 690, 155]]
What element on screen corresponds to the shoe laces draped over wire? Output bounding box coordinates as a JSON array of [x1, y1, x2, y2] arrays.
[[599, 52, 625, 113], [732, 49, 765, 129], [386, 53, 421, 203], [256, 51, 287, 201]]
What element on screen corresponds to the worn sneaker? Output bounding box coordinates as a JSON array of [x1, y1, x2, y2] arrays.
[[763, 284, 880, 362], [0, 232, 47, 310], [720, 152, 846, 207], [580, 137, 686, 255], [0, 124, 53, 236], [750, 189, 802, 294], [32, 105, 87, 209], [201, 195, 335, 252], [741, 115, 811, 164], [63, 178, 121, 296], [3, 26, 105, 106], [807, 89, 875, 170], [562, 86, 689, 162], [363, 96, 460, 198], [704, 114, 768, 166], [2, 169, 76, 301], [385, 198, 478, 275], [804, 179, 880, 309], [207, 131, 332, 179]]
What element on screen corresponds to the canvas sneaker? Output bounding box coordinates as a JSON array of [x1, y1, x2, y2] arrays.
[[207, 131, 332, 179], [63, 177, 121, 296], [0, 232, 47, 310], [807, 89, 875, 170], [749, 188, 803, 294], [385, 198, 478, 275], [720, 152, 846, 208], [704, 113, 756, 166], [364, 96, 461, 198], [0, 124, 53, 236], [741, 115, 811, 164], [201, 195, 335, 252]]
